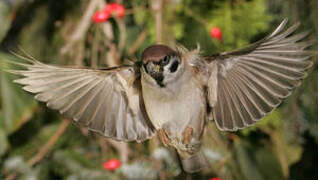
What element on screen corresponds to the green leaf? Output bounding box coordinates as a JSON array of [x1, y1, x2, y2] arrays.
[[0, 53, 37, 135], [234, 140, 264, 180], [133, 6, 148, 26], [241, 109, 283, 136], [253, 145, 284, 180], [0, 126, 9, 157], [172, 22, 184, 40], [0, 1, 11, 43]]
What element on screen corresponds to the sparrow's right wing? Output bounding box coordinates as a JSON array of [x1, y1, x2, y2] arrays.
[[7, 56, 155, 142], [206, 19, 314, 131]]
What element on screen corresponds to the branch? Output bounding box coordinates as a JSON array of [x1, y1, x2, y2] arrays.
[[105, 139, 130, 163], [27, 119, 70, 166], [61, 0, 102, 55], [183, 6, 209, 26], [127, 30, 147, 56], [151, 0, 163, 43], [4, 119, 70, 180], [116, 18, 127, 54]]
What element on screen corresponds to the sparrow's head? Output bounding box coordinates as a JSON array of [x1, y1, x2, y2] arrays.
[[141, 45, 183, 87]]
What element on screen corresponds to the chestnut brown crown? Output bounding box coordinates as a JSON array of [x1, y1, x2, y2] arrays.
[[141, 44, 178, 63]]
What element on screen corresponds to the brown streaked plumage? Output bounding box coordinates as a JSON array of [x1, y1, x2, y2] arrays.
[[5, 19, 315, 173]]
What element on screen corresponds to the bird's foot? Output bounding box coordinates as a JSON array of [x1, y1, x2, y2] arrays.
[[182, 126, 193, 145], [173, 126, 201, 154], [158, 129, 170, 147]]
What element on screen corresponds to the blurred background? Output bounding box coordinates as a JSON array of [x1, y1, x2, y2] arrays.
[[0, 0, 317, 179]]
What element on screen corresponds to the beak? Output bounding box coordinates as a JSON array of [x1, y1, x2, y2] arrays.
[[148, 64, 164, 87], [154, 65, 160, 73]]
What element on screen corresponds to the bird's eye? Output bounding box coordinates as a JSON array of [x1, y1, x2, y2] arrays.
[[170, 60, 179, 73]]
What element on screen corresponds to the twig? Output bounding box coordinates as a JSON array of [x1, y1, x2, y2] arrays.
[[183, 6, 209, 26], [4, 119, 70, 180], [291, 0, 299, 23], [27, 119, 70, 166], [61, 0, 102, 55], [95, 1, 121, 67], [91, 27, 99, 68], [186, 174, 192, 180], [115, 0, 126, 53], [98, 137, 110, 163], [260, 127, 289, 179], [151, 0, 163, 43], [106, 139, 130, 163], [128, 30, 148, 55], [4, 173, 16, 180], [115, 18, 127, 54], [159, 170, 167, 180]]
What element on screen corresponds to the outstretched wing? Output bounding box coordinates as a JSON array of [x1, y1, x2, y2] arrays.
[[206, 19, 314, 131], [7, 55, 155, 142]]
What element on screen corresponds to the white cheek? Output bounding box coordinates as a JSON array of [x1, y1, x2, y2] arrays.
[[163, 62, 184, 84], [141, 68, 157, 86]]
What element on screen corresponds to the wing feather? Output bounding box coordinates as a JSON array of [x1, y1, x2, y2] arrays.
[[8, 57, 155, 141], [207, 19, 314, 131]]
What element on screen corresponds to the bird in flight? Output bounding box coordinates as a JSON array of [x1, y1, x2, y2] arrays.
[[5, 19, 315, 173]]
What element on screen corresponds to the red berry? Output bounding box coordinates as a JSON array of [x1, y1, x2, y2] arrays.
[[103, 159, 121, 171], [92, 11, 110, 23], [209, 178, 222, 180], [104, 3, 125, 19], [210, 27, 222, 40], [104, 3, 115, 14], [109, 3, 121, 10], [114, 4, 125, 18]]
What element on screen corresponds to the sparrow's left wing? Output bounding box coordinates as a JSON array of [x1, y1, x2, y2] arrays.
[[206, 19, 314, 131], [6, 55, 155, 142]]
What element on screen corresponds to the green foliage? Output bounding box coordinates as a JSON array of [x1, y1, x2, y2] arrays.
[[0, 54, 37, 135], [234, 140, 265, 180], [241, 109, 282, 135], [208, 0, 272, 49], [0, 127, 9, 157], [0, 1, 11, 43]]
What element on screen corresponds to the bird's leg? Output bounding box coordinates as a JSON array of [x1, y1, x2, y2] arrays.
[[158, 129, 170, 147], [182, 126, 193, 145], [181, 126, 202, 154]]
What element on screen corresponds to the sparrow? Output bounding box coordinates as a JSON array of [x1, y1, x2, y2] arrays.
[[5, 19, 314, 173]]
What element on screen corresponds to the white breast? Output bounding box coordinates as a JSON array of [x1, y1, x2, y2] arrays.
[[141, 70, 205, 138]]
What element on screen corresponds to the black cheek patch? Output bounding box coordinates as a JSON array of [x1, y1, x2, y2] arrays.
[[169, 61, 179, 73], [143, 63, 149, 74], [152, 73, 165, 88]]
